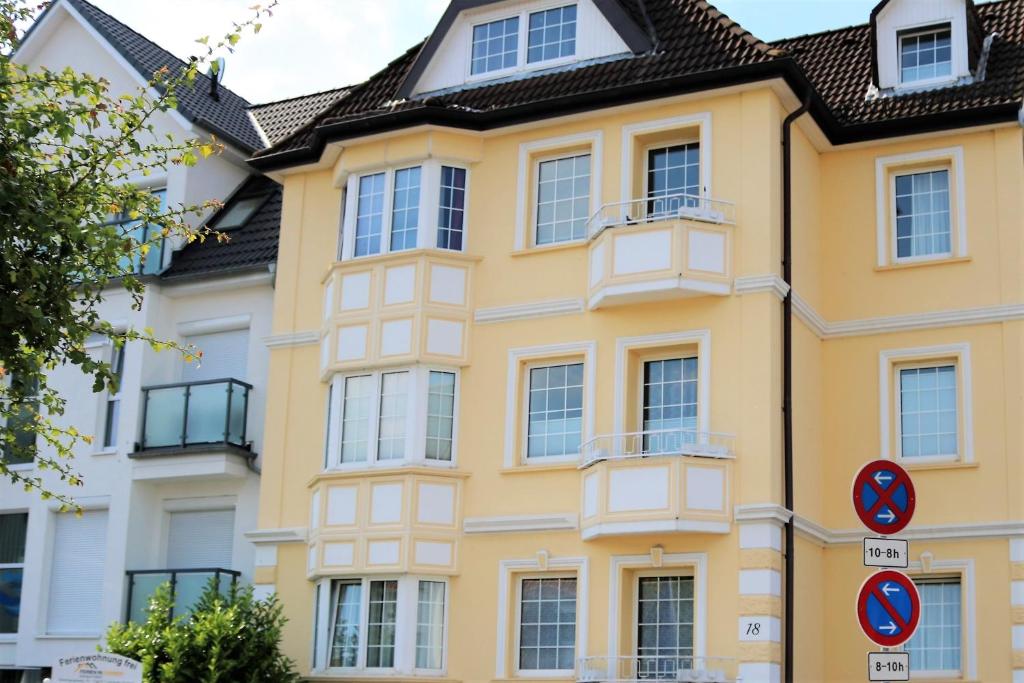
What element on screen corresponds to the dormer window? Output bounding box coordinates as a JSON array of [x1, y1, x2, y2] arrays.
[[899, 24, 952, 84], [527, 5, 577, 64], [471, 17, 519, 75], [469, 4, 579, 78]]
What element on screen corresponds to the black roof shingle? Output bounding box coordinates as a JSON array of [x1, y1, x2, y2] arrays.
[[249, 86, 353, 146]]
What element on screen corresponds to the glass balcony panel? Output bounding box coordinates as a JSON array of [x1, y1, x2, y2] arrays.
[[185, 383, 230, 445], [227, 383, 247, 446], [173, 571, 215, 615], [144, 387, 186, 448], [127, 572, 170, 623]]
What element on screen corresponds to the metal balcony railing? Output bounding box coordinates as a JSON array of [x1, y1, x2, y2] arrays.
[[138, 378, 251, 451], [580, 428, 735, 468], [124, 567, 240, 622], [587, 193, 736, 238], [577, 655, 737, 682]]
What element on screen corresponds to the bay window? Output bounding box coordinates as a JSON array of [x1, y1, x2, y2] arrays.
[[326, 367, 458, 468], [316, 576, 447, 673], [343, 162, 469, 259]]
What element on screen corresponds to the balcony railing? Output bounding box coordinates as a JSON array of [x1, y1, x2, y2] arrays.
[[580, 429, 735, 468], [578, 655, 736, 682], [139, 378, 251, 451], [124, 568, 239, 623], [587, 193, 736, 239]]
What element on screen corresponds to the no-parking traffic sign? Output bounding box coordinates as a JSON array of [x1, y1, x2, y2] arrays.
[[856, 570, 921, 648], [852, 460, 916, 535]]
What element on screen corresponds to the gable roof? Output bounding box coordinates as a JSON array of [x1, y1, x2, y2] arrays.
[[249, 86, 353, 146], [394, 0, 655, 99], [21, 0, 265, 153], [161, 175, 281, 281], [250, 0, 1024, 171]]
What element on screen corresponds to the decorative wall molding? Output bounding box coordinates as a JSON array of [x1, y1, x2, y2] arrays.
[[474, 298, 585, 324], [791, 292, 830, 338], [734, 503, 793, 525], [178, 313, 251, 337], [264, 330, 320, 349], [733, 275, 790, 301], [463, 513, 579, 534], [161, 271, 274, 298], [244, 527, 308, 545], [794, 515, 1024, 545]]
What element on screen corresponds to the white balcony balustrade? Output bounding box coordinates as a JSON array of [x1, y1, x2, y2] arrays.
[[577, 655, 737, 683], [579, 428, 735, 468]]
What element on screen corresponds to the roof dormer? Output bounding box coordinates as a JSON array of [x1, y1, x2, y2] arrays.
[[869, 0, 987, 92], [397, 0, 652, 99]]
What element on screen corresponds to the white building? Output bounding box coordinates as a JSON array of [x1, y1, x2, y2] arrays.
[[0, 1, 347, 679]]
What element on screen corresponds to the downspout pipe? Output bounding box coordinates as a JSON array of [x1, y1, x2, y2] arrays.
[[782, 94, 811, 683]]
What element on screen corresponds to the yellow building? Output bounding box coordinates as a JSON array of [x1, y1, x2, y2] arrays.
[[247, 0, 1024, 681]]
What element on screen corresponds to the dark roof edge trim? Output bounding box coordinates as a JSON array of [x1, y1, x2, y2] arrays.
[[159, 262, 274, 283], [394, 0, 653, 100], [249, 57, 1021, 172]]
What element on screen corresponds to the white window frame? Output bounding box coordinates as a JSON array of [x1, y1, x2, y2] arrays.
[[0, 511, 27, 636], [875, 147, 967, 267], [514, 131, 603, 251], [906, 557, 976, 680], [532, 150, 593, 247], [631, 569, 698, 665], [341, 161, 470, 260], [894, 361, 960, 463], [101, 341, 126, 452], [522, 359, 587, 464], [890, 164, 954, 264], [313, 575, 450, 676], [641, 137, 703, 213], [897, 22, 955, 89], [513, 571, 579, 678], [621, 114, 712, 215], [495, 555, 589, 679], [879, 343, 973, 465], [325, 366, 460, 470], [504, 341, 597, 468], [465, 1, 579, 83]]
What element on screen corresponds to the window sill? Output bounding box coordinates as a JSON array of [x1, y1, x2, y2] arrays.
[[512, 240, 588, 257], [329, 248, 480, 276], [307, 674, 457, 682], [3, 463, 33, 472], [92, 447, 118, 456], [310, 464, 470, 485], [501, 462, 580, 475], [35, 633, 102, 640], [875, 255, 970, 272], [897, 458, 977, 472]]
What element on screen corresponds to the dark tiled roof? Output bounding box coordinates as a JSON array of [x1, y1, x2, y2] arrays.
[[60, 0, 264, 152], [251, 0, 1024, 168], [162, 175, 281, 280], [253, 0, 779, 160], [774, 0, 1024, 127], [249, 86, 353, 145]]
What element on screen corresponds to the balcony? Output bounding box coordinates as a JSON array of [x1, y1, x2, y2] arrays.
[[578, 656, 736, 682], [124, 568, 239, 623], [578, 429, 734, 540], [587, 194, 735, 310], [129, 378, 255, 481]]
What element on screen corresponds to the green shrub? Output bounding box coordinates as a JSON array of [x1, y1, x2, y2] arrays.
[[104, 581, 299, 683]]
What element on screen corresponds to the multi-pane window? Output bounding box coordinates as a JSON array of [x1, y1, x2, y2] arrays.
[[416, 581, 445, 669], [637, 576, 695, 678], [647, 144, 700, 216], [900, 26, 952, 84], [340, 375, 374, 463], [355, 173, 386, 257], [894, 170, 951, 259], [518, 577, 576, 672], [642, 358, 698, 454], [906, 579, 961, 673], [112, 188, 168, 275], [377, 372, 409, 461], [471, 17, 519, 75], [899, 365, 958, 458], [425, 372, 456, 461], [3, 374, 38, 465], [527, 5, 577, 63], [324, 578, 446, 671], [527, 363, 584, 459], [437, 166, 467, 251], [329, 581, 363, 668], [332, 368, 458, 467], [536, 154, 590, 245], [0, 513, 28, 634], [365, 580, 398, 668], [102, 343, 126, 449], [390, 167, 421, 252]]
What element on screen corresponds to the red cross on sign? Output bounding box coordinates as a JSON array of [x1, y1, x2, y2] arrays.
[[852, 460, 916, 535]]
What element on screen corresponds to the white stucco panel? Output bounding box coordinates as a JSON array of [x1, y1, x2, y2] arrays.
[[613, 230, 672, 276], [370, 482, 404, 525], [608, 466, 669, 512]]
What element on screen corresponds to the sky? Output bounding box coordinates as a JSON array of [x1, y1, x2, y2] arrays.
[[81, 0, 891, 104]]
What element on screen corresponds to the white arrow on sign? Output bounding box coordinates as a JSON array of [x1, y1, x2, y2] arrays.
[[879, 621, 898, 634], [874, 471, 894, 486], [876, 508, 896, 523], [881, 583, 900, 596]]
